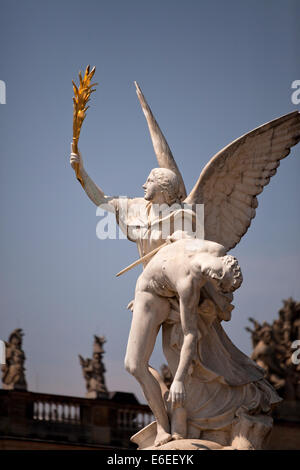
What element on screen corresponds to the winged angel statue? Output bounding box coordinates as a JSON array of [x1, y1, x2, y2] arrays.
[[70, 83, 300, 450]]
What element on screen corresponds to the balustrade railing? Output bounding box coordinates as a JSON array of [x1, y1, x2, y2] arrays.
[[29, 392, 153, 431], [33, 400, 81, 423], [116, 409, 153, 431], [0, 389, 154, 447]]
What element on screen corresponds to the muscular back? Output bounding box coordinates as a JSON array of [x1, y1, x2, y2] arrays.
[[136, 238, 226, 297]]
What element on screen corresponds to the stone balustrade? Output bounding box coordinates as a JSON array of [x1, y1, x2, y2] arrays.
[[0, 389, 153, 449]]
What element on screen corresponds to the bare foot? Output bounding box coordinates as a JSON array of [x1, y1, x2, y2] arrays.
[[172, 432, 184, 440], [154, 430, 172, 447]]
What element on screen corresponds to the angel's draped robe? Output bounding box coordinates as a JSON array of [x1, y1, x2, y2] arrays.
[[162, 295, 281, 431], [113, 197, 202, 260]]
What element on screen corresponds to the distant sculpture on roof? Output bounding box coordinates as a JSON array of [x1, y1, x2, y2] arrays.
[[247, 298, 300, 401], [79, 335, 109, 398], [1, 328, 27, 391]]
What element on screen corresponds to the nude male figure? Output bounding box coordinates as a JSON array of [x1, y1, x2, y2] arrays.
[[124, 235, 242, 446]]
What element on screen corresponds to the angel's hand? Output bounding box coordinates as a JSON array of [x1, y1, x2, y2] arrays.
[[70, 143, 84, 173], [167, 380, 186, 406]]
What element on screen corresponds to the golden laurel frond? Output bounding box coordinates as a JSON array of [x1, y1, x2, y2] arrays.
[[72, 65, 97, 150]]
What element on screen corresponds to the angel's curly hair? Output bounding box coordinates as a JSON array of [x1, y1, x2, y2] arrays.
[[150, 168, 180, 205]]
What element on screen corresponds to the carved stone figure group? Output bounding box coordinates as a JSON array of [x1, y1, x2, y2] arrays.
[[70, 81, 300, 449]]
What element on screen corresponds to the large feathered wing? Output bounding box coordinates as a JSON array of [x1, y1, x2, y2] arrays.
[[134, 81, 187, 201], [185, 111, 300, 251]]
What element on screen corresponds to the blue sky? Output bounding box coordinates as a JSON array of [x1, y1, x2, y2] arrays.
[[0, 0, 299, 402]]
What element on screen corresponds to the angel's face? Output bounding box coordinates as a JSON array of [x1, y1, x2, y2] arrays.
[[142, 172, 162, 202]]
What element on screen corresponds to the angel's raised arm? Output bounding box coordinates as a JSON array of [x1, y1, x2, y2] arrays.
[[70, 145, 118, 211], [134, 81, 187, 201]]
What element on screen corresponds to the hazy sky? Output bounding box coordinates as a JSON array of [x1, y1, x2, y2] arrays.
[[0, 0, 299, 403]]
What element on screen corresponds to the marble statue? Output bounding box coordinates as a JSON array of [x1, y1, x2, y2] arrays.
[[70, 78, 300, 449], [1, 329, 27, 390], [79, 335, 109, 398]]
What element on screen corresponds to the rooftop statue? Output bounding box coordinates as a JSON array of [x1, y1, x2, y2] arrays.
[[79, 335, 109, 398], [1, 328, 27, 391], [247, 298, 300, 401]]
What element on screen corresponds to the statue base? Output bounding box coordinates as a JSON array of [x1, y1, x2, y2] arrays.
[[143, 438, 227, 451], [131, 414, 274, 450]]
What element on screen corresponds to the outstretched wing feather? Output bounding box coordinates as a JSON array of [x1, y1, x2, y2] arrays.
[[185, 111, 300, 250], [134, 82, 187, 201]]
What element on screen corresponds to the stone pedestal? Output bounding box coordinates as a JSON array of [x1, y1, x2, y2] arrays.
[[131, 414, 274, 451]]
